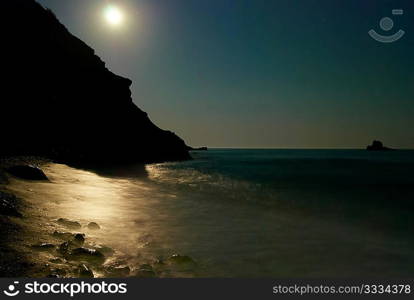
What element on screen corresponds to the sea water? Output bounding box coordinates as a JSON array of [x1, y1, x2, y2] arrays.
[[8, 149, 414, 277]]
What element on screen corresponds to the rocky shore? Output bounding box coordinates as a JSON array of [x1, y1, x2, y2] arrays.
[[1, 158, 198, 278]]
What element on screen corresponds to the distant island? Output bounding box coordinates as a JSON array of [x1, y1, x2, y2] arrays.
[[366, 140, 393, 151]]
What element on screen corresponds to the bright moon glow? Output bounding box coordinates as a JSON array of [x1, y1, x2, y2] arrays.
[[104, 5, 123, 26]]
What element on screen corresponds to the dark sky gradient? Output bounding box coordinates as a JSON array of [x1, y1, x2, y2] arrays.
[[37, 0, 414, 148]]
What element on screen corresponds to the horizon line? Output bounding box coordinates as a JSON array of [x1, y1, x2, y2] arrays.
[[192, 146, 414, 150]]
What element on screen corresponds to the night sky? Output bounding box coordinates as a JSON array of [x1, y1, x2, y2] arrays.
[[37, 0, 414, 148]]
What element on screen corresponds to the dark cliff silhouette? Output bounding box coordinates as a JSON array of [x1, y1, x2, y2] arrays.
[[1, 0, 190, 164]]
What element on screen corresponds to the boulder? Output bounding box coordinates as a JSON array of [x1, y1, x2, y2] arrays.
[[87, 222, 100, 230], [57, 218, 81, 229], [94, 245, 114, 257], [73, 233, 85, 245], [6, 165, 48, 181], [52, 231, 75, 240], [69, 248, 105, 264]]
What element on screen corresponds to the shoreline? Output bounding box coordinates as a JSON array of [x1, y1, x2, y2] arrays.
[[0, 157, 197, 278], [2, 151, 414, 278]]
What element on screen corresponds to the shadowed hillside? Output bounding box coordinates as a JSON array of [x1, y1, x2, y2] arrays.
[[1, 0, 190, 164]]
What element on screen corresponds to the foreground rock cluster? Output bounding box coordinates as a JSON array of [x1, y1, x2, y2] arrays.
[[30, 217, 197, 278], [1, 160, 198, 278]]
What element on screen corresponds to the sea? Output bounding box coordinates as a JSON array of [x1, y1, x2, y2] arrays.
[[9, 149, 414, 277]]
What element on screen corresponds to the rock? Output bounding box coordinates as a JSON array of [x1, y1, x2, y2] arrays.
[[31, 243, 55, 251], [133, 265, 156, 278], [52, 231, 74, 240], [69, 248, 105, 264], [49, 258, 64, 264], [78, 264, 94, 278], [57, 218, 81, 229], [367, 140, 392, 151], [57, 241, 71, 255], [58, 241, 70, 253], [165, 254, 197, 272], [6, 165, 49, 181], [49, 268, 67, 278], [139, 264, 153, 271], [134, 269, 156, 278], [105, 266, 130, 277], [73, 233, 85, 245], [57, 240, 78, 256], [0, 191, 22, 217], [94, 245, 114, 257], [167, 254, 196, 265], [153, 258, 165, 267], [87, 222, 100, 230]]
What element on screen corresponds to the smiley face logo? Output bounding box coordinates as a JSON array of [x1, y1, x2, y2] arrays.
[[3, 282, 20, 297], [369, 9, 405, 43]]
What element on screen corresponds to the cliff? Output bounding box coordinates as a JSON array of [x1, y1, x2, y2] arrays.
[[1, 0, 190, 164]]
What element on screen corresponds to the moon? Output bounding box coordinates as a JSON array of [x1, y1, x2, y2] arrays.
[[104, 5, 123, 26]]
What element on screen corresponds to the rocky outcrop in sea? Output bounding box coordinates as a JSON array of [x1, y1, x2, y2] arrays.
[[366, 140, 392, 151]]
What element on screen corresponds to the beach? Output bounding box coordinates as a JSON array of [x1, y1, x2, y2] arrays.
[[1, 149, 414, 278]]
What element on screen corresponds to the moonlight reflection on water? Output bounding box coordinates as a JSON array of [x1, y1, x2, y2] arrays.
[[6, 157, 414, 278]]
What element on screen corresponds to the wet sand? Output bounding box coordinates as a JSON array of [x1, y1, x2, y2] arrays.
[[0, 159, 197, 278]]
